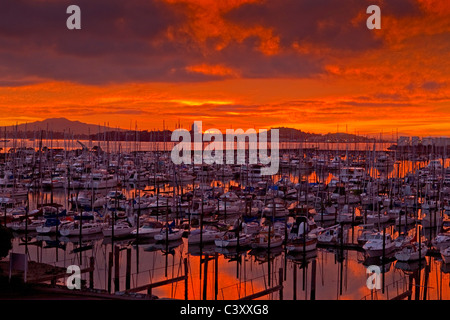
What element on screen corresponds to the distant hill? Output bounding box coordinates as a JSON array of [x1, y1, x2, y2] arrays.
[[2, 119, 379, 143], [270, 127, 376, 142], [3, 118, 124, 136]]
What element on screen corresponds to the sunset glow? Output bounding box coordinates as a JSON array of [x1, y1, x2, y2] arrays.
[[0, 0, 449, 136]]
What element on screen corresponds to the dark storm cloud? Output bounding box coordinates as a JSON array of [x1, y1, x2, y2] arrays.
[[226, 0, 422, 51], [0, 0, 203, 84], [0, 0, 426, 85], [208, 36, 323, 78]]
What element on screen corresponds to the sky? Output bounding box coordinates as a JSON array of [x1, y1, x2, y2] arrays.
[[0, 0, 450, 137]]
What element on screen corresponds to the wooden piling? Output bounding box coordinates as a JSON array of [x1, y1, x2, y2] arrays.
[[215, 253, 218, 300], [126, 248, 131, 290], [89, 256, 94, 289], [279, 268, 283, 300], [311, 259, 316, 300], [107, 252, 113, 293], [203, 255, 209, 300], [184, 258, 189, 300], [414, 271, 421, 300], [293, 264, 297, 300], [382, 227, 386, 294], [114, 245, 120, 292], [423, 262, 430, 300]]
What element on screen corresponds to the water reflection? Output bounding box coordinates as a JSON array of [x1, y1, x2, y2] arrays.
[[9, 221, 450, 300], [6, 158, 450, 300]]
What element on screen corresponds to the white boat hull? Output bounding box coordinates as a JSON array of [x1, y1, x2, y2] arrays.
[[395, 246, 427, 262], [364, 244, 396, 257], [154, 229, 184, 242], [215, 235, 252, 248]]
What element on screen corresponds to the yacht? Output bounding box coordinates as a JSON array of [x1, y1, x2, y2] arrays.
[[59, 221, 105, 237], [252, 233, 283, 249], [285, 216, 318, 252], [395, 242, 427, 262], [317, 224, 347, 244], [131, 221, 164, 238], [362, 232, 396, 257], [188, 225, 225, 245], [440, 246, 450, 264], [154, 222, 184, 242], [262, 202, 289, 218], [36, 218, 72, 234], [102, 221, 133, 237], [85, 172, 118, 189], [215, 231, 253, 248]]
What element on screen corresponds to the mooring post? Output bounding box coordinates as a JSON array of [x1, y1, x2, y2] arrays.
[[279, 268, 283, 300], [203, 255, 209, 300], [423, 262, 430, 300], [126, 248, 131, 290], [147, 284, 153, 297], [107, 251, 113, 293], [114, 245, 120, 292], [382, 227, 386, 294], [215, 252, 219, 300], [293, 264, 297, 300], [184, 258, 189, 300], [89, 256, 94, 289], [311, 259, 316, 300], [414, 270, 420, 300]]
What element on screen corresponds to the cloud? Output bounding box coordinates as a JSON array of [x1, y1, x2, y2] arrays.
[[0, 0, 429, 86], [421, 81, 446, 91], [224, 0, 421, 52], [185, 64, 239, 78], [0, 0, 198, 84]]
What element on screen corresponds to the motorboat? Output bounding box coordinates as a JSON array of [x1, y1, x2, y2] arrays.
[[131, 221, 164, 238], [154, 223, 184, 242], [317, 224, 347, 244], [441, 246, 450, 264], [188, 226, 225, 245], [215, 231, 253, 248], [365, 212, 391, 225], [357, 227, 378, 245], [84, 172, 118, 189], [187, 199, 216, 216], [285, 216, 318, 252], [395, 242, 428, 262], [431, 232, 450, 250], [286, 236, 317, 253], [311, 206, 337, 222], [59, 221, 105, 237], [36, 218, 72, 234], [102, 221, 133, 237], [394, 233, 414, 249], [73, 191, 107, 209], [420, 212, 442, 229], [9, 219, 44, 232], [242, 221, 261, 235], [262, 202, 289, 218], [251, 233, 283, 249], [362, 232, 396, 257], [336, 205, 356, 223]]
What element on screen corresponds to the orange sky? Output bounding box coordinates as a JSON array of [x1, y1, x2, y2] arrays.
[[1, 0, 450, 137]]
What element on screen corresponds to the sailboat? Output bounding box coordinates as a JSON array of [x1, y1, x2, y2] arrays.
[[154, 221, 184, 242], [317, 224, 347, 244], [188, 225, 225, 245], [285, 216, 318, 252], [215, 230, 253, 248]]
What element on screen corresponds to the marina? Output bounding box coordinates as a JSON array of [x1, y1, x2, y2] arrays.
[[1, 0, 450, 311], [2, 136, 450, 301]]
